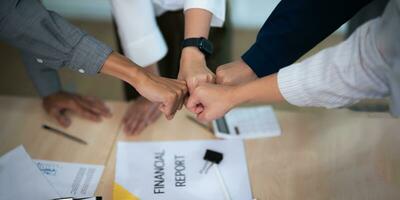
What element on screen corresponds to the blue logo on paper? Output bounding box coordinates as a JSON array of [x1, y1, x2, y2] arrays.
[[36, 162, 58, 176]]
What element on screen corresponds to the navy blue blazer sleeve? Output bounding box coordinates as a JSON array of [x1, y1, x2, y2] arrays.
[[241, 0, 372, 77]]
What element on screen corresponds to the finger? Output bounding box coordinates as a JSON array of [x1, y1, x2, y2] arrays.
[[90, 98, 112, 117], [159, 103, 173, 120], [76, 96, 111, 118], [176, 88, 187, 111], [122, 102, 135, 123], [146, 103, 161, 119], [130, 118, 144, 135], [194, 104, 204, 114], [207, 73, 216, 83], [197, 111, 210, 123], [133, 120, 147, 135], [216, 74, 224, 84], [123, 110, 141, 135], [160, 103, 176, 120], [187, 78, 200, 93], [67, 102, 101, 122], [49, 108, 71, 127], [147, 108, 161, 123], [124, 116, 140, 135], [186, 94, 201, 113]]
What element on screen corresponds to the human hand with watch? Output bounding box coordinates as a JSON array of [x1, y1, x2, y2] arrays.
[[177, 8, 216, 113]]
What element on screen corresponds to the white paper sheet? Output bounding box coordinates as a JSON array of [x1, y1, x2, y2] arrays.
[[213, 106, 281, 139], [0, 146, 60, 200], [34, 160, 104, 198], [115, 140, 253, 200]]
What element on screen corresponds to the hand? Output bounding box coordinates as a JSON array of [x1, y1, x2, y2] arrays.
[[42, 91, 112, 127], [134, 71, 188, 120], [100, 53, 188, 120], [178, 47, 215, 92], [187, 83, 237, 122], [122, 97, 161, 135], [216, 59, 258, 85]]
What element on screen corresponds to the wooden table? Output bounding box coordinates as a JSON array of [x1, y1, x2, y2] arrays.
[[0, 95, 126, 164], [1, 96, 400, 200]]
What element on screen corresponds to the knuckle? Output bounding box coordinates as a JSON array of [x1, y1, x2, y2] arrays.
[[167, 92, 178, 102]]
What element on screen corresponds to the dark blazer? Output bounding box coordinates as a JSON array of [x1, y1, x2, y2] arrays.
[[241, 0, 373, 77]]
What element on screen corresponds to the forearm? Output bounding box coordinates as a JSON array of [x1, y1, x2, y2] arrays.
[[232, 74, 285, 106], [100, 52, 145, 88], [276, 17, 391, 109], [184, 8, 212, 39], [0, 0, 112, 75], [180, 8, 215, 84], [181, 8, 213, 62]]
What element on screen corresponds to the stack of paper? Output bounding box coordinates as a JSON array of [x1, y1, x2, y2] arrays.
[[114, 140, 253, 200], [0, 146, 60, 199], [0, 146, 104, 200], [34, 160, 104, 198]]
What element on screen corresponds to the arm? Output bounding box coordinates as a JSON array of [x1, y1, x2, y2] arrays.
[[178, 0, 226, 92], [277, 1, 399, 112], [216, 0, 372, 86], [0, 0, 187, 120], [242, 0, 372, 77], [20, 52, 62, 97], [188, 0, 400, 121], [178, 8, 214, 92], [21, 52, 113, 127], [0, 0, 111, 75]]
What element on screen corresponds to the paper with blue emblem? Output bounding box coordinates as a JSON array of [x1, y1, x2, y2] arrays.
[[34, 160, 104, 198], [0, 146, 59, 200]]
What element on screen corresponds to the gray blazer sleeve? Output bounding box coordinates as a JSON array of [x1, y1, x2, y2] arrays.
[[0, 0, 112, 75], [20, 52, 62, 97]]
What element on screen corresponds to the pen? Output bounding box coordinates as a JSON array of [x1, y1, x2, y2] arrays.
[[42, 124, 88, 145], [234, 126, 240, 135], [186, 115, 212, 132]]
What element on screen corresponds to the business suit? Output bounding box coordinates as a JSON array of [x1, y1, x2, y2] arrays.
[[242, 0, 373, 77]]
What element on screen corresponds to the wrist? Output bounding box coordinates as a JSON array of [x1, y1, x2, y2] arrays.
[[101, 52, 146, 88], [230, 84, 251, 107], [125, 65, 151, 90], [181, 47, 205, 66]]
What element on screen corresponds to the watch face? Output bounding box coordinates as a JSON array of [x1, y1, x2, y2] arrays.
[[199, 38, 213, 55]]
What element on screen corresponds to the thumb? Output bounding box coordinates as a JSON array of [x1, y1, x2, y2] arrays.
[[187, 78, 199, 94], [159, 102, 174, 120]]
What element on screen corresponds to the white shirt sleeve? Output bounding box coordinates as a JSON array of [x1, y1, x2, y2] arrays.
[[111, 0, 167, 67], [277, 0, 400, 115], [184, 0, 226, 27]]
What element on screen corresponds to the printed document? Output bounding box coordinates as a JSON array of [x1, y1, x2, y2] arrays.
[[114, 140, 252, 200], [0, 146, 59, 200], [34, 160, 104, 198]]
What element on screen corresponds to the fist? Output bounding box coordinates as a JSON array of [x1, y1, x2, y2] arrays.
[[186, 83, 237, 122]]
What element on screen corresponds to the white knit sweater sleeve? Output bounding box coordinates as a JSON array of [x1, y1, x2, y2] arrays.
[[277, 0, 399, 111]]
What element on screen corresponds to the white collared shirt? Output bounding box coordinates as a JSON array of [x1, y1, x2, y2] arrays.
[[111, 0, 225, 67], [278, 0, 400, 116]]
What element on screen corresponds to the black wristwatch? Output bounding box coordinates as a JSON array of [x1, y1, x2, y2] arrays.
[[181, 37, 213, 56]]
